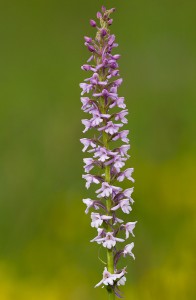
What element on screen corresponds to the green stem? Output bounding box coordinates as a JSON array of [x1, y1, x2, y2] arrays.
[[107, 287, 115, 300], [99, 34, 115, 297], [103, 128, 115, 300]]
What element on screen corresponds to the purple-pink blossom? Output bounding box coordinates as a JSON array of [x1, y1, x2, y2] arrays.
[[123, 243, 135, 259], [123, 221, 137, 238], [80, 138, 96, 152], [111, 199, 132, 214], [82, 174, 100, 189], [117, 168, 135, 182], [95, 267, 126, 288], [82, 198, 99, 214], [95, 232, 124, 249], [96, 182, 122, 198], [91, 212, 112, 228]]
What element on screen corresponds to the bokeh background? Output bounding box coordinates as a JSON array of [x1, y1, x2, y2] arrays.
[[0, 0, 195, 299]]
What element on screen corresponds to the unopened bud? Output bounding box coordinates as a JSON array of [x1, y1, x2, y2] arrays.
[[97, 12, 102, 19], [101, 29, 107, 37], [101, 6, 106, 12], [88, 45, 95, 52], [84, 36, 92, 43], [90, 19, 97, 27], [108, 19, 113, 26]]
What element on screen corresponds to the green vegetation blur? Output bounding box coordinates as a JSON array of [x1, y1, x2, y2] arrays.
[[0, 0, 195, 299]]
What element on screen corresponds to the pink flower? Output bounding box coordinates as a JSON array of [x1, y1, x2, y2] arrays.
[[116, 145, 130, 157], [123, 243, 135, 259], [82, 119, 92, 133], [96, 182, 122, 198], [83, 158, 95, 173], [96, 232, 124, 249], [80, 138, 96, 152], [90, 228, 106, 243], [93, 146, 110, 162], [106, 155, 127, 172], [112, 130, 129, 143], [90, 213, 112, 228], [111, 199, 132, 214], [90, 113, 103, 126], [109, 97, 126, 109], [82, 198, 99, 214], [115, 109, 128, 124], [123, 221, 137, 238], [123, 187, 134, 204], [98, 121, 123, 135], [95, 267, 125, 287], [80, 82, 93, 95], [82, 174, 100, 189], [117, 168, 135, 182]]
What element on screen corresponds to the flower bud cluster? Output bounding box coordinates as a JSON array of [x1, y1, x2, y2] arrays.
[[80, 6, 137, 297]]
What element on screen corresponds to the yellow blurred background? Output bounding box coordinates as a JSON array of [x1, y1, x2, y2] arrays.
[[0, 0, 195, 299]]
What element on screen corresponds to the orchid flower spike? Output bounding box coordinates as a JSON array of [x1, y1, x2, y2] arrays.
[[80, 6, 137, 299]]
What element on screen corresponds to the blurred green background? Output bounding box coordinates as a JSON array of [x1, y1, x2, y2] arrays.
[[0, 0, 195, 299]]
